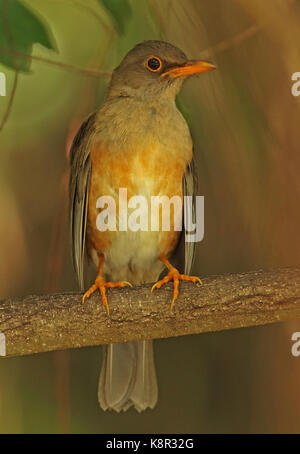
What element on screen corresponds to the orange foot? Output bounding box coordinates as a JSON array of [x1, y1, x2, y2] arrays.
[[151, 254, 202, 311], [82, 254, 132, 316]]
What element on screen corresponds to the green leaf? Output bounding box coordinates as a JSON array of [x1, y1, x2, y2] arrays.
[[0, 0, 57, 72], [98, 0, 131, 34]]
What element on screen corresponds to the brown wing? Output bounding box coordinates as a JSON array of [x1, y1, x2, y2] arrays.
[[69, 112, 96, 290], [171, 157, 198, 274], [183, 157, 198, 274]]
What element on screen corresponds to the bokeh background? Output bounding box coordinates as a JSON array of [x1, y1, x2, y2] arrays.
[[0, 0, 300, 434]]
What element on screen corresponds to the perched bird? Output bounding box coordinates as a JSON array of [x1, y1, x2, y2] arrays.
[[69, 40, 215, 412]]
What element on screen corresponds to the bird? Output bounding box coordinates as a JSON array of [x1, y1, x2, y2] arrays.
[[69, 40, 215, 413]]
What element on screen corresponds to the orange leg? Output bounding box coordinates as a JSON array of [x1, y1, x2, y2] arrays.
[[151, 254, 202, 311], [82, 254, 132, 316]]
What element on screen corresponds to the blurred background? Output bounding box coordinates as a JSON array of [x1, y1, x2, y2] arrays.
[[0, 0, 300, 434]]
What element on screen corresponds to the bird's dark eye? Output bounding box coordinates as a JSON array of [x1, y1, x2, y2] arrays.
[[146, 56, 162, 72]]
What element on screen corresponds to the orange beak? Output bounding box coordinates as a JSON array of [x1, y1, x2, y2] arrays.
[[161, 60, 216, 79]]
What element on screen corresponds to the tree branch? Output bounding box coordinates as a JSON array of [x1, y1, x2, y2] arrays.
[[0, 46, 111, 78], [0, 267, 299, 358]]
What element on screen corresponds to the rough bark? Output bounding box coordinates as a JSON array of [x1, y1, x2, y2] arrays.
[[0, 268, 299, 358]]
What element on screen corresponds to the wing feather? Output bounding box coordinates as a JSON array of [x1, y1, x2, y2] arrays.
[[69, 112, 96, 290], [183, 157, 198, 274]]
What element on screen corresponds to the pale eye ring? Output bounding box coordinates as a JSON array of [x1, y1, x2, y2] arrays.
[[146, 56, 162, 72]]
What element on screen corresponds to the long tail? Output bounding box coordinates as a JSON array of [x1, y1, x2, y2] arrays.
[[98, 340, 158, 412]]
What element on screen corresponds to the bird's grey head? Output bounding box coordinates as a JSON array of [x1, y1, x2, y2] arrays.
[[108, 40, 215, 101]]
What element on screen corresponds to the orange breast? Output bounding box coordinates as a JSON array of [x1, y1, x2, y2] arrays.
[[86, 141, 189, 259]]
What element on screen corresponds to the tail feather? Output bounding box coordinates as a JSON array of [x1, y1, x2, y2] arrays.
[[98, 340, 158, 412]]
